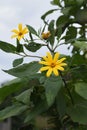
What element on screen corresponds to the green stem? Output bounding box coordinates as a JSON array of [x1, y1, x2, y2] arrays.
[[60, 72, 74, 105]]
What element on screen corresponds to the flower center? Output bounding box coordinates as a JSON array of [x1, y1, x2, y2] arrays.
[[18, 32, 23, 36], [51, 62, 56, 68]]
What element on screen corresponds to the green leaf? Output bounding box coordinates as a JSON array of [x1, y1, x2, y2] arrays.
[[3, 61, 41, 79], [73, 41, 87, 51], [56, 89, 66, 118], [41, 9, 58, 21], [44, 76, 63, 106], [76, 0, 84, 5], [15, 89, 33, 105], [24, 100, 48, 123], [65, 26, 77, 42], [27, 25, 37, 35], [56, 15, 68, 28], [50, 0, 62, 7], [0, 78, 28, 103], [70, 53, 87, 66], [0, 103, 28, 120], [48, 20, 55, 45], [70, 65, 87, 82], [13, 58, 23, 67], [0, 41, 16, 53], [75, 82, 87, 100], [67, 102, 87, 124], [24, 42, 42, 52], [61, 7, 72, 16]]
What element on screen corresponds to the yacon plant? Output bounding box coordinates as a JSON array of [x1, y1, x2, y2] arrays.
[[0, 0, 87, 130]]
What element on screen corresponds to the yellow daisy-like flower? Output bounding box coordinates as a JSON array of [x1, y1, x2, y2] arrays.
[[11, 23, 28, 41], [41, 31, 51, 40], [39, 52, 67, 77]]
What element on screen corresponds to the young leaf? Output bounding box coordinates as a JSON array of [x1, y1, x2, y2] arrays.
[[0, 41, 16, 53], [27, 25, 37, 35], [41, 9, 58, 21], [13, 58, 23, 67]]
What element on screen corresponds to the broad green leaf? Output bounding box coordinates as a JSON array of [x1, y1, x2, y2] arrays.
[[75, 9, 87, 24], [13, 58, 23, 67], [0, 78, 28, 103], [41, 9, 58, 21], [70, 65, 87, 82], [24, 100, 48, 123], [61, 7, 72, 16], [67, 102, 87, 124], [15, 89, 33, 105], [76, 0, 84, 6], [0, 103, 28, 120], [65, 26, 77, 42], [73, 41, 87, 51], [56, 89, 66, 118], [56, 15, 68, 28], [75, 82, 87, 100], [44, 76, 63, 106], [70, 53, 87, 66], [27, 25, 37, 35], [3, 61, 41, 79], [0, 41, 16, 53], [24, 42, 42, 52]]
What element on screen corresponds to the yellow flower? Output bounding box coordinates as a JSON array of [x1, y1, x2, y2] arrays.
[[39, 52, 67, 77], [11, 23, 28, 40], [41, 31, 51, 40]]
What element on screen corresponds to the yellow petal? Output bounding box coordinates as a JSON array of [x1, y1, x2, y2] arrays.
[[57, 58, 66, 64], [57, 66, 64, 71], [46, 68, 52, 77], [22, 27, 28, 33], [47, 52, 52, 61], [53, 68, 59, 76], [11, 34, 17, 38], [53, 52, 60, 62], [11, 29, 18, 34], [42, 56, 48, 61], [39, 61, 50, 65], [18, 23, 22, 31], [59, 63, 67, 66], [40, 66, 50, 72]]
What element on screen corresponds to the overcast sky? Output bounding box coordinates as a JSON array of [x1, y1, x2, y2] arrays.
[[0, 0, 70, 84]]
